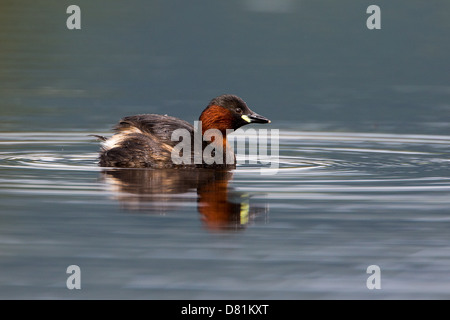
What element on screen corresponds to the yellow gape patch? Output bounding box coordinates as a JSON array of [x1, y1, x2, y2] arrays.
[[240, 202, 249, 225], [241, 115, 251, 123]]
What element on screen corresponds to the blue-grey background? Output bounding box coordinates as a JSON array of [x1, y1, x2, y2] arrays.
[[1, 0, 450, 299], [2, 0, 449, 133]]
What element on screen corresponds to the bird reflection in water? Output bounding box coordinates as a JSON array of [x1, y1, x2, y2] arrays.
[[101, 169, 268, 232]]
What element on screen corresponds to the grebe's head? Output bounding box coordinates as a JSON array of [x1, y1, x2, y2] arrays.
[[199, 94, 270, 133]]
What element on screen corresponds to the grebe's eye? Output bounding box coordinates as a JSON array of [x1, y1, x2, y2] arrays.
[[235, 107, 242, 114]]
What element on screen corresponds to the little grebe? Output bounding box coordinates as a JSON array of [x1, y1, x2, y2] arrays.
[[98, 94, 270, 168]]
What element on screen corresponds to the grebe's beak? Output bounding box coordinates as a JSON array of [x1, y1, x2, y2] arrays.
[[242, 112, 271, 124]]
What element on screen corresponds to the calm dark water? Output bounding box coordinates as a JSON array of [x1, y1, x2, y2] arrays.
[[1, 1, 450, 299]]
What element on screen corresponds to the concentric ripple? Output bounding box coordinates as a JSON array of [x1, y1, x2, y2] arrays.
[[0, 132, 101, 171], [1, 131, 449, 175]]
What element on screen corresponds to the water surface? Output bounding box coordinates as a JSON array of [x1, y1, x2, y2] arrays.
[[1, 130, 449, 299]]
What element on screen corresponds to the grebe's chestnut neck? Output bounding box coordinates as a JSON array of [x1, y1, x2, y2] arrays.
[[199, 94, 270, 134]]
